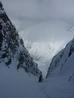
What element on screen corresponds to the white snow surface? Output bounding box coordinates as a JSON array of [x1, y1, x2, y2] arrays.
[[40, 39, 74, 98], [0, 63, 46, 98], [41, 53, 74, 98]]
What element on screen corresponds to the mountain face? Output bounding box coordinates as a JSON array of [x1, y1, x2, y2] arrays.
[[43, 38, 74, 98], [0, 2, 43, 81], [46, 38, 74, 77]]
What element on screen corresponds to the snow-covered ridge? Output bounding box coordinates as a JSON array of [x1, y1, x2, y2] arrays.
[[0, 2, 42, 81], [42, 37, 74, 98], [46, 38, 74, 77]]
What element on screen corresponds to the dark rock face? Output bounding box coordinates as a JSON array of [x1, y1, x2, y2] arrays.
[[0, 2, 43, 81]]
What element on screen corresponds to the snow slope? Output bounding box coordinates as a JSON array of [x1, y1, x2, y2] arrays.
[[0, 63, 46, 98], [47, 38, 74, 76], [41, 38, 74, 98]]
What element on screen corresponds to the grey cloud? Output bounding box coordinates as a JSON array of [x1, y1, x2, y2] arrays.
[[2, 0, 74, 19], [1, 0, 74, 44]]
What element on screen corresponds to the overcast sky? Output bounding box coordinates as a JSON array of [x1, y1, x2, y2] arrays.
[[2, 0, 74, 20], [1, 0, 74, 43]]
